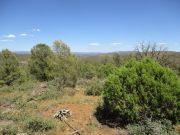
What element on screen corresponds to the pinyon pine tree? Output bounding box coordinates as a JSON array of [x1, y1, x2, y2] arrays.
[[53, 40, 78, 88], [0, 49, 21, 86], [28, 44, 55, 81]]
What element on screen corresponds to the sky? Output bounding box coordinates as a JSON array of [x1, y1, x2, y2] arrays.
[[0, 0, 180, 52]]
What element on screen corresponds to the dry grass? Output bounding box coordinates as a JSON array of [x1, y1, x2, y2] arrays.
[[0, 83, 121, 135], [1, 82, 179, 135]]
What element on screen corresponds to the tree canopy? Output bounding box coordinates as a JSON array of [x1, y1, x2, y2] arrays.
[[53, 40, 78, 88], [0, 49, 21, 86], [28, 44, 55, 81]]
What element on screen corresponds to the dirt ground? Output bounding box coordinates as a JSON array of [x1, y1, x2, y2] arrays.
[[1, 84, 178, 135], [1, 84, 123, 135], [21, 87, 128, 135], [35, 89, 123, 135]]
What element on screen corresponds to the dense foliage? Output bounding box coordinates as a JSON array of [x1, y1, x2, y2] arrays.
[[98, 63, 118, 78], [0, 43, 180, 134], [102, 58, 180, 125], [85, 78, 104, 96], [53, 40, 78, 88], [28, 44, 55, 81], [78, 63, 97, 79], [0, 49, 21, 86]]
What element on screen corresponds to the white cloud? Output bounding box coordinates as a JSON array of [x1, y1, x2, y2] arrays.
[[0, 34, 16, 42], [20, 33, 34, 37], [112, 42, 121, 46], [158, 42, 168, 45], [20, 33, 28, 36], [89, 42, 100, 46], [33, 28, 40, 32], [0, 39, 14, 42], [4, 34, 16, 38]]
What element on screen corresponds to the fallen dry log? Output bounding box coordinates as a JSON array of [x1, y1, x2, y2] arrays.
[[54, 109, 82, 135]]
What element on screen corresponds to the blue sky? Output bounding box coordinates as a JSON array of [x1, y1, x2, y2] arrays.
[[0, 0, 180, 52]]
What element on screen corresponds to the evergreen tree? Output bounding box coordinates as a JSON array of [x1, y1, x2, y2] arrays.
[[53, 40, 77, 88], [0, 49, 21, 86], [101, 58, 180, 125], [28, 44, 55, 81]]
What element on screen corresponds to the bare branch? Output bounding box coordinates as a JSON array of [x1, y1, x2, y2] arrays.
[[135, 42, 168, 65]]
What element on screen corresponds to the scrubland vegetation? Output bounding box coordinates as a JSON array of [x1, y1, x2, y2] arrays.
[[0, 40, 180, 135]]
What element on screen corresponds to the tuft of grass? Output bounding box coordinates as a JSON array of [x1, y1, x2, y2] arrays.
[[127, 119, 178, 135], [0, 125, 17, 135], [0, 110, 55, 134], [34, 90, 61, 101], [14, 80, 36, 91], [0, 85, 12, 92], [0, 110, 30, 122], [26, 101, 38, 109], [45, 122, 66, 135], [13, 98, 27, 109], [24, 117, 54, 132], [86, 122, 98, 133], [62, 87, 76, 96]]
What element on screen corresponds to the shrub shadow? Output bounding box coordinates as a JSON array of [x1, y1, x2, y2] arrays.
[[94, 105, 128, 128]]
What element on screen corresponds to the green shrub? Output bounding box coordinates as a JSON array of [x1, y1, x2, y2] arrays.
[[28, 44, 55, 81], [0, 126, 17, 135], [25, 117, 54, 132], [55, 66, 77, 89], [127, 119, 178, 135], [53, 40, 78, 88], [78, 63, 97, 79], [0, 49, 21, 86], [0, 85, 12, 92], [13, 98, 27, 109], [9, 96, 37, 109], [8, 95, 29, 109], [98, 63, 118, 78], [76, 79, 91, 89], [35, 90, 60, 101], [85, 79, 104, 96], [16, 69, 28, 84], [100, 58, 180, 125], [26, 101, 38, 109], [46, 80, 57, 90], [0, 110, 29, 122], [15, 80, 36, 91], [0, 81, 35, 93]]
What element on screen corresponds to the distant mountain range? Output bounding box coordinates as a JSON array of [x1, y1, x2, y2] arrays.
[[14, 51, 180, 56], [14, 51, 133, 56], [14, 51, 31, 54]]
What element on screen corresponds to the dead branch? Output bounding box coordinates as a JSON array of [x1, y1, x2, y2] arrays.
[[68, 129, 83, 135]]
